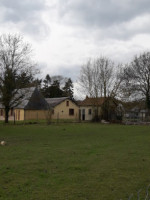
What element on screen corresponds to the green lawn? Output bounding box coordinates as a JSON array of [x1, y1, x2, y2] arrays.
[[0, 123, 150, 200]]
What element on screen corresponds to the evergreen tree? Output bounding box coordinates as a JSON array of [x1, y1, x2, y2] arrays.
[[41, 74, 51, 97], [63, 78, 74, 99], [41, 75, 73, 98], [31, 78, 42, 89], [41, 78, 64, 98], [48, 80, 63, 97], [43, 74, 51, 88]]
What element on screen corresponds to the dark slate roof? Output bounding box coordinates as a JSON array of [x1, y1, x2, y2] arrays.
[[24, 88, 48, 110], [0, 87, 35, 109], [0, 87, 48, 110], [45, 97, 69, 107], [14, 87, 36, 109]]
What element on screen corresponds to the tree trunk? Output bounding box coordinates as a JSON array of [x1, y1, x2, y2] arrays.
[[104, 82, 106, 98], [5, 107, 9, 123], [146, 92, 150, 118]]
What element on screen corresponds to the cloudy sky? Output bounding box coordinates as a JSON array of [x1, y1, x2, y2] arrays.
[[0, 0, 150, 83]]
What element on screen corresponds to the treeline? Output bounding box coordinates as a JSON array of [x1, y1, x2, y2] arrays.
[[34, 75, 74, 99], [1, 33, 150, 123], [79, 53, 150, 110]]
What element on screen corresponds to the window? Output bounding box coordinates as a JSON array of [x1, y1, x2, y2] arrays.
[[88, 109, 92, 115], [66, 101, 69, 107], [69, 109, 74, 116]]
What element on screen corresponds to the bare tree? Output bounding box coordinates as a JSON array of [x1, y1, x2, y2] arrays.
[[123, 52, 150, 110], [0, 34, 38, 123], [79, 56, 122, 98], [79, 56, 123, 121], [79, 59, 94, 97]]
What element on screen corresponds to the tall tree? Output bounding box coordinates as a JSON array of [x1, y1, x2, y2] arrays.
[[41, 75, 70, 98], [0, 34, 38, 123], [79, 56, 122, 121], [79, 56, 122, 98], [51, 75, 67, 87], [63, 78, 74, 99], [42, 74, 51, 97], [31, 78, 42, 89], [48, 80, 63, 98], [43, 74, 51, 88], [123, 52, 150, 110]]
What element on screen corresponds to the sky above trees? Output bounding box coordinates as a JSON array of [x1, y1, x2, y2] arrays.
[[0, 0, 150, 82]]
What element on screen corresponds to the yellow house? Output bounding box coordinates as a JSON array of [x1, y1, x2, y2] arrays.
[[0, 87, 48, 121], [45, 97, 79, 121], [0, 88, 80, 122]]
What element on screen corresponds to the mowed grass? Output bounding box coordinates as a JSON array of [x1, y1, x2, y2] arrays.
[[0, 124, 150, 200]]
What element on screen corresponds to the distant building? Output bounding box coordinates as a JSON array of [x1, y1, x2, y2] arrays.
[[0, 88, 79, 121], [77, 96, 119, 121], [0, 87, 48, 121], [45, 97, 79, 121], [123, 101, 149, 121]]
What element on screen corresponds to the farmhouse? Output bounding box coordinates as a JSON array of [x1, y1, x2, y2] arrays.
[[0, 87, 79, 121], [78, 96, 104, 121], [0, 87, 48, 121], [45, 97, 79, 120], [78, 96, 119, 121]]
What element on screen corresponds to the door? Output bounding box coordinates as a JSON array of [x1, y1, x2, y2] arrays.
[[82, 109, 85, 120]]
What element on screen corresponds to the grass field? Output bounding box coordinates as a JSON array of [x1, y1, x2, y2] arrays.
[[0, 123, 150, 200]]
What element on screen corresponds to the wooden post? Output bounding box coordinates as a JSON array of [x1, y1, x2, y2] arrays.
[[57, 113, 59, 124], [14, 112, 16, 125], [37, 112, 38, 123]]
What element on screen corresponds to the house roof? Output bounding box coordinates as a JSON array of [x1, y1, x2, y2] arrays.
[[45, 97, 69, 107], [77, 96, 119, 107], [14, 87, 36, 109], [23, 87, 48, 110], [77, 97, 106, 106], [0, 87, 48, 110]]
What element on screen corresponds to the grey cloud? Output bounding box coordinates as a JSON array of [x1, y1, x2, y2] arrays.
[[56, 65, 80, 81], [0, 0, 49, 38], [56, 0, 150, 40], [58, 0, 150, 27], [41, 63, 81, 81]]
